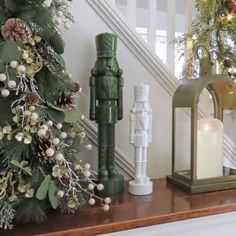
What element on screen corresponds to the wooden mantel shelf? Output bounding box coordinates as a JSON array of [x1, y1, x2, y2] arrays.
[[2, 179, 236, 236]]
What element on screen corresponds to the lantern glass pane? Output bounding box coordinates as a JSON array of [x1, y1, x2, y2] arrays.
[[198, 88, 212, 117], [223, 109, 236, 176], [174, 108, 191, 176]]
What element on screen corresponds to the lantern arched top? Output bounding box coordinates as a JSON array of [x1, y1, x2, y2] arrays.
[[173, 75, 236, 108]]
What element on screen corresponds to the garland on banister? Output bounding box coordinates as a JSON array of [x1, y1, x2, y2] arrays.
[[177, 0, 236, 80], [0, 0, 110, 230]]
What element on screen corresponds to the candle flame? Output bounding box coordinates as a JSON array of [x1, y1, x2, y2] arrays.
[[204, 124, 209, 131]]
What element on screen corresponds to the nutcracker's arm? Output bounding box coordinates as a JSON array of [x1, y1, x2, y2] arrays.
[[148, 110, 152, 143], [129, 111, 135, 144], [118, 70, 123, 120], [89, 70, 96, 121]]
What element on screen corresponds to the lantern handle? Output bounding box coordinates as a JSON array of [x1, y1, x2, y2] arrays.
[[195, 45, 212, 61]]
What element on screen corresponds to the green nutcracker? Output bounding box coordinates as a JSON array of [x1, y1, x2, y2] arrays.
[[89, 33, 124, 195]]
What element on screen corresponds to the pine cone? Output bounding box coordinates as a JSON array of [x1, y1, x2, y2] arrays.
[[72, 83, 80, 93], [34, 138, 53, 163], [223, 58, 232, 68], [1, 18, 32, 43], [25, 92, 40, 106], [55, 92, 74, 109], [224, 0, 236, 13]]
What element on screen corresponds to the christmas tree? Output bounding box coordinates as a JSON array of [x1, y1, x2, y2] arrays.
[[178, 0, 236, 80], [0, 0, 110, 230]]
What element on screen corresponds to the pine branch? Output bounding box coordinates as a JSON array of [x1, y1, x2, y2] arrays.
[[0, 139, 34, 166], [15, 198, 47, 224], [0, 201, 15, 230]]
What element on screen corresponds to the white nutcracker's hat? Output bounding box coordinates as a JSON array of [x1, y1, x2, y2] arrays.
[[134, 84, 149, 102]]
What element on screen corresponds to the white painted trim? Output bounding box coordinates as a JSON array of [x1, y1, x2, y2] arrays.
[[80, 118, 135, 178], [127, 0, 137, 28], [147, 0, 157, 51], [84, 0, 236, 175], [86, 0, 179, 97], [166, 0, 176, 72]]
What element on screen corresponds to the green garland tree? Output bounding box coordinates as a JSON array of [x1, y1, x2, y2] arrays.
[[0, 0, 110, 230], [178, 0, 236, 80]]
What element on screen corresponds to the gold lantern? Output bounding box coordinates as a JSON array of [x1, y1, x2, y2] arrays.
[[167, 46, 236, 193]]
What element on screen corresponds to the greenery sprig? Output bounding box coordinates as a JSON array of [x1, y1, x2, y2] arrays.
[[177, 0, 236, 80], [0, 0, 111, 230]]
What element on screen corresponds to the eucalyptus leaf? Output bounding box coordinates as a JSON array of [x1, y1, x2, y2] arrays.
[[48, 180, 59, 209], [10, 160, 32, 176], [47, 108, 65, 123], [20, 160, 29, 167], [47, 102, 67, 112], [23, 167, 32, 176], [47, 103, 81, 123], [36, 175, 51, 201], [4, 0, 18, 12], [64, 109, 81, 123], [0, 59, 5, 72], [0, 41, 21, 64], [0, 94, 14, 126], [10, 160, 22, 169]]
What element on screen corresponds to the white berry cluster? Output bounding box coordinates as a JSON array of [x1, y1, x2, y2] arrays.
[[10, 60, 26, 75], [0, 126, 12, 141], [0, 72, 17, 98], [11, 106, 61, 148], [81, 162, 112, 211], [88, 182, 111, 211], [37, 121, 67, 162], [6, 35, 42, 83], [13, 107, 41, 144], [38, 121, 69, 162]]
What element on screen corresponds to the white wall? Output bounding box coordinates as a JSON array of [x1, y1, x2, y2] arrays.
[[62, 0, 173, 178]]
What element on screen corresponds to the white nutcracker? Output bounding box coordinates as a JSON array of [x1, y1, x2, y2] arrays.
[[129, 84, 153, 195]]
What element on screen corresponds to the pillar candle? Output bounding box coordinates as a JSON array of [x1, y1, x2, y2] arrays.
[[197, 118, 223, 179]]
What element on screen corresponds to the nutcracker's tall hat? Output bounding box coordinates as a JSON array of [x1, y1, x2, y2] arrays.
[[134, 84, 149, 102], [96, 32, 117, 58]]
